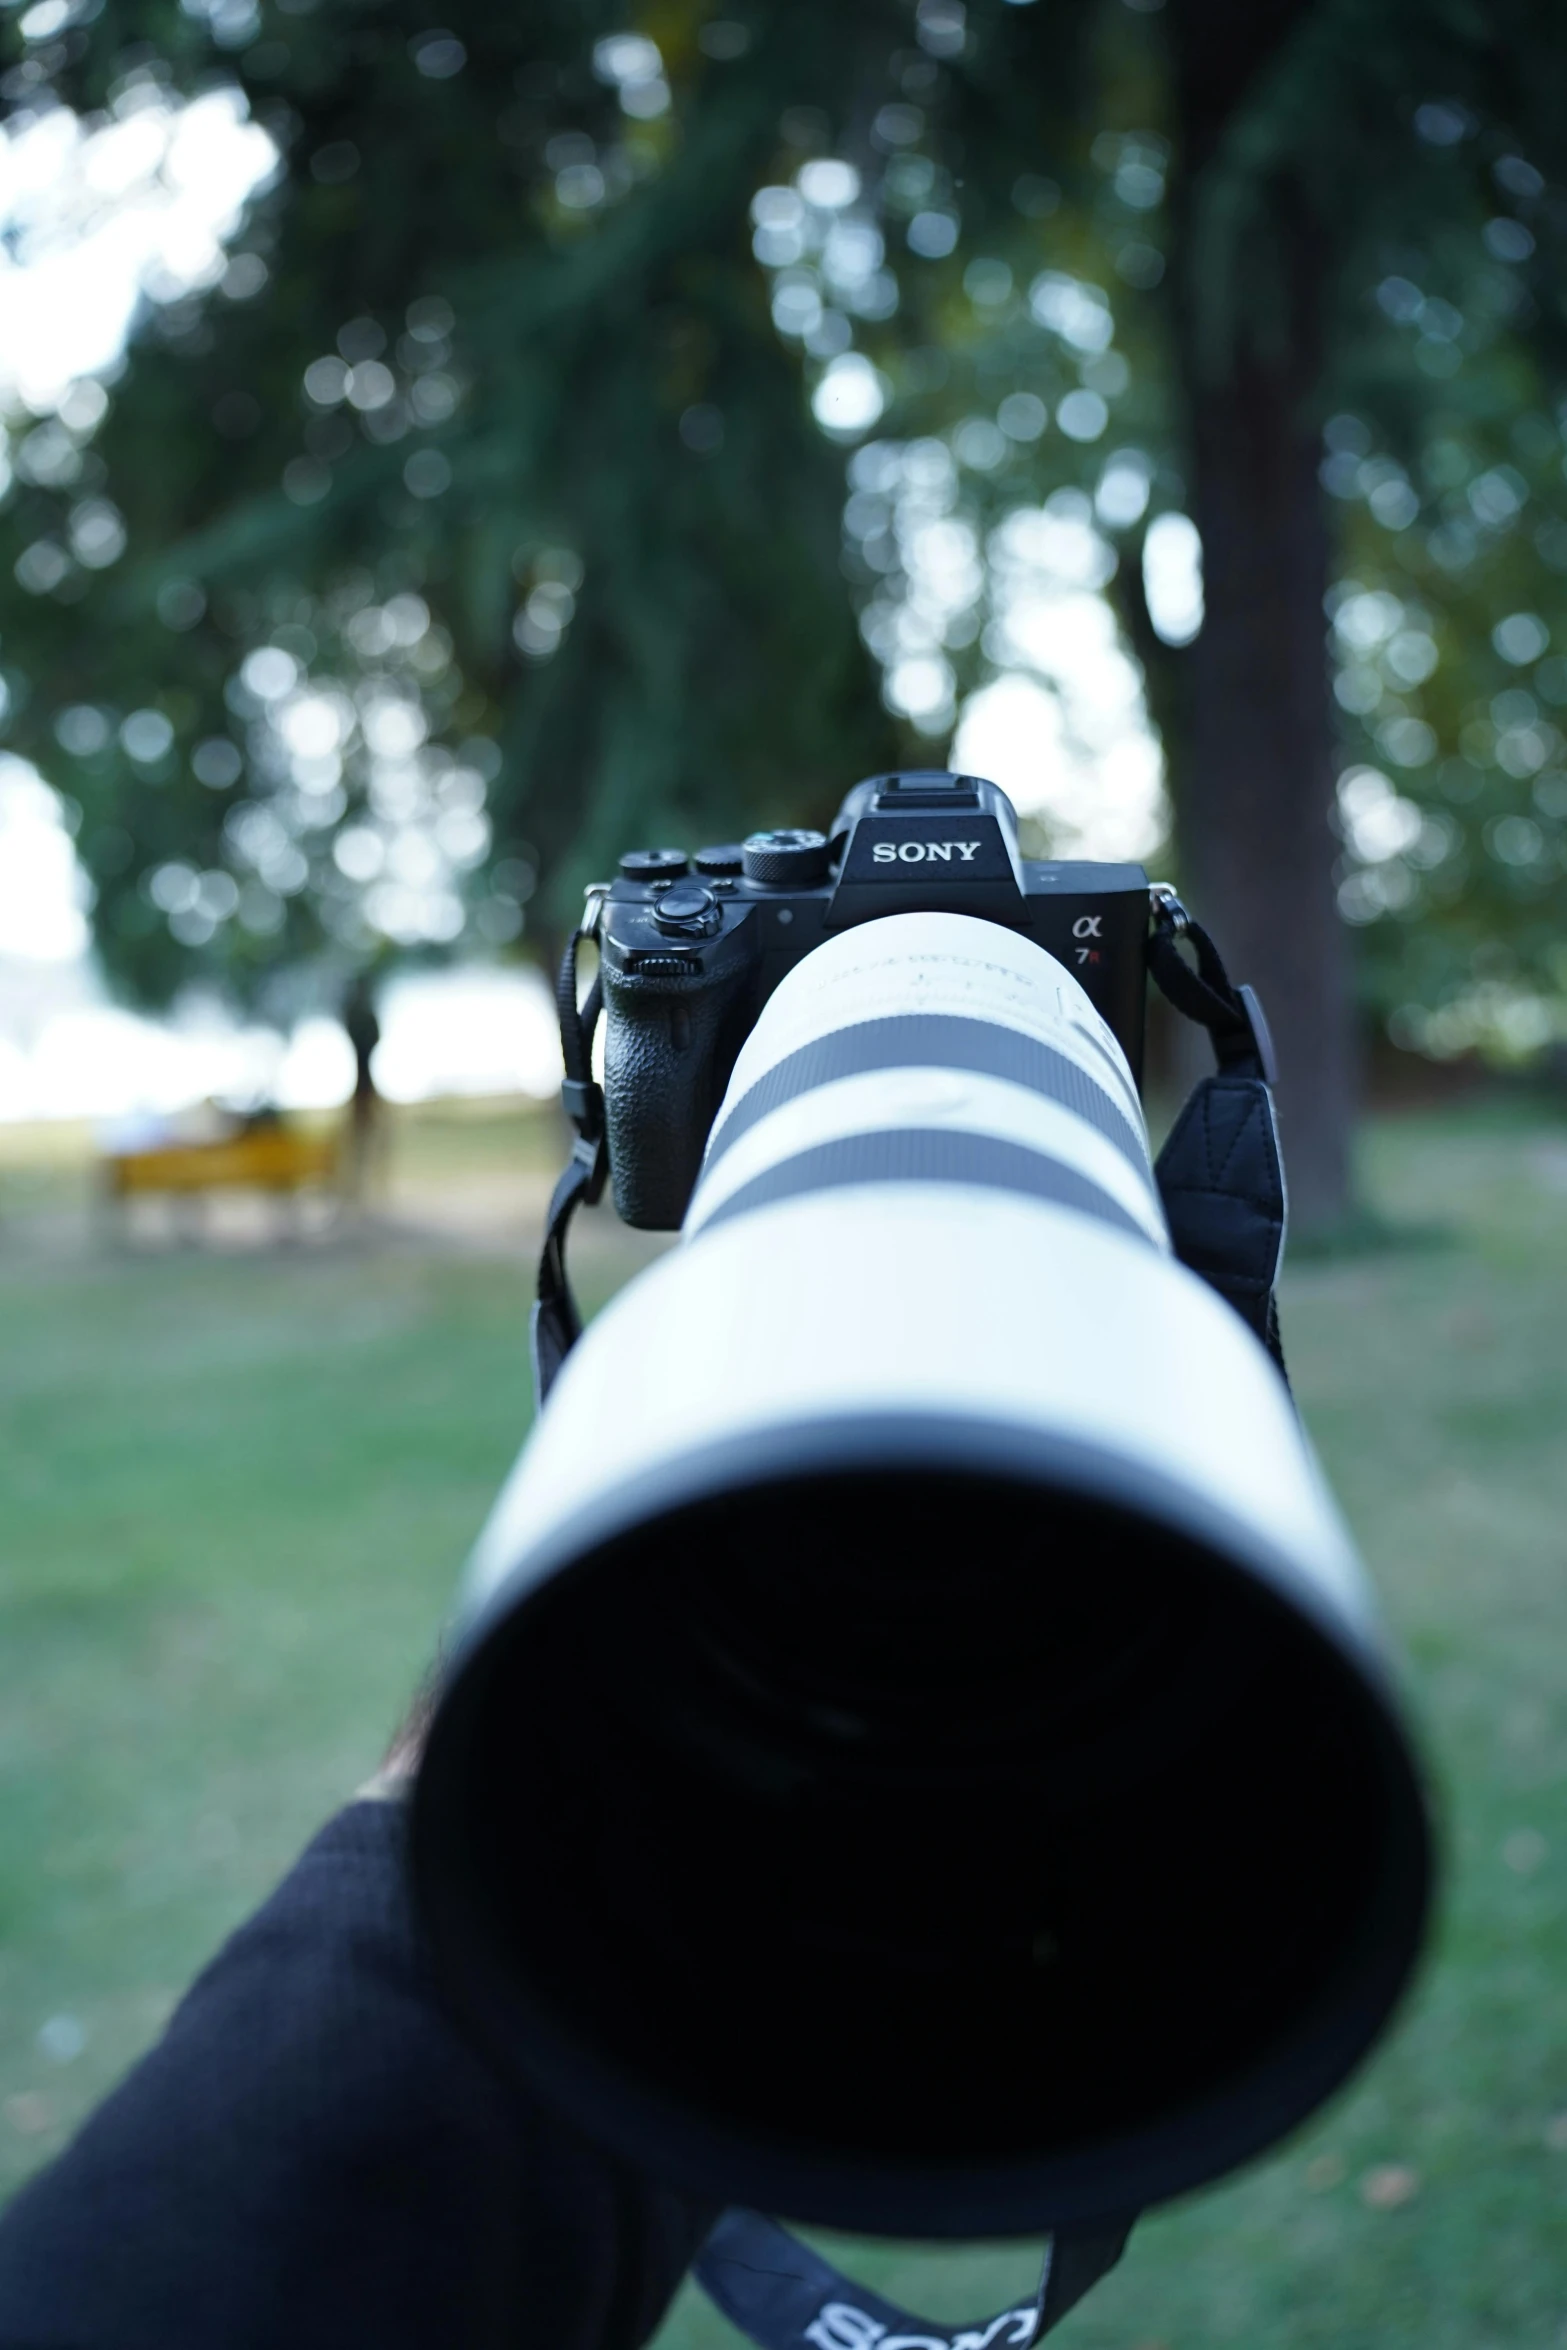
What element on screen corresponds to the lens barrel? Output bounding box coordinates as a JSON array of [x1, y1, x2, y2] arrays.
[[413, 914, 1432, 2237]]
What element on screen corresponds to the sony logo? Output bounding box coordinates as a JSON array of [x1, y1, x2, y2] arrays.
[[871, 839, 982, 864]]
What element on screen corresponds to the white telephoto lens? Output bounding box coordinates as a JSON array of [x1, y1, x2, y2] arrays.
[[415, 912, 1431, 2243]]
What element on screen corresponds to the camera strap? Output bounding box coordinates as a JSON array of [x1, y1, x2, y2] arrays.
[[1145, 897, 1289, 1381], [531, 918, 607, 1409], [695, 2207, 1133, 2350]]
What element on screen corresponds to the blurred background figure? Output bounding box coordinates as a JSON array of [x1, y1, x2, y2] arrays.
[[341, 970, 383, 1208]]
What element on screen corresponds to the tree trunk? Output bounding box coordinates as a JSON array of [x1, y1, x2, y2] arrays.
[[1181, 301, 1354, 1230], [1167, 1, 1355, 1234]]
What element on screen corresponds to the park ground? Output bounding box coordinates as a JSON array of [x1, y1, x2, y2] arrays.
[[2, 1094, 1567, 2348]]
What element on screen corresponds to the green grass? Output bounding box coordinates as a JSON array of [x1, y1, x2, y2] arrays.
[[4, 1101, 1567, 2345], [0, 1101, 660, 2184]]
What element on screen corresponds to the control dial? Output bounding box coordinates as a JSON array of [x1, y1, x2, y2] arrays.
[[742, 828, 831, 886], [694, 843, 746, 877], [619, 847, 689, 881]]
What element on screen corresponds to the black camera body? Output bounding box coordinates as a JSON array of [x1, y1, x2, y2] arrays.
[[597, 770, 1154, 1229]]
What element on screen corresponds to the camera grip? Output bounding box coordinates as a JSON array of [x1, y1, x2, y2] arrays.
[[602, 966, 748, 1229]]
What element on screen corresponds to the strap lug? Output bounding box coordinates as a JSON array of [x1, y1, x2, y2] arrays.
[[560, 1075, 604, 1139], [1149, 881, 1190, 936]]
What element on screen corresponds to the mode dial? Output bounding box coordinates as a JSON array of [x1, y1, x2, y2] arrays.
[[742, 828, 831, 886], [619, 847, 689, 881]]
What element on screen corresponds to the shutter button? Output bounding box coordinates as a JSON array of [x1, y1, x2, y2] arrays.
[[652, 882, 721, 937]]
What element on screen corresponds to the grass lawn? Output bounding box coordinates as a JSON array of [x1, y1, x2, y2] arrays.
[[3, 1098, 1567, 2346]]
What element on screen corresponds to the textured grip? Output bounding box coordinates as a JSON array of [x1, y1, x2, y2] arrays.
[[602, 966, 750, 1228]]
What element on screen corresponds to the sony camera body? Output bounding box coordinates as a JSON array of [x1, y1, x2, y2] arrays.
[[596, 770, 1154, 1228]]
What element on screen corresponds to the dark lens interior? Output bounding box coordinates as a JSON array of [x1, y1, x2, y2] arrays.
[[437, 1466, 1417, 2174]]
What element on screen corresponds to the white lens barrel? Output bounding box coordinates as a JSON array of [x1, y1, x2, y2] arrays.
[[468, 916, 1356, 1632], [693, 910, 1151, 1234], [414, 912, 1431, 2240]]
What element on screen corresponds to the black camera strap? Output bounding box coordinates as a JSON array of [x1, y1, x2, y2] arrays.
[[695, 2208, 1133, 2350], [530, 915, 607, 1409], [1144, 895, 1289, 1380]]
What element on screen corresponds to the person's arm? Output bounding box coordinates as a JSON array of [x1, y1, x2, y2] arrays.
[[0, 1798, 714, 2350]]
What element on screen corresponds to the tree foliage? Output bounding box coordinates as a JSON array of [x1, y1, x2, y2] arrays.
[[1168, 0, 1567, 1060], [0, 0, 910, 1007], [2, 0, 1567, 1079]]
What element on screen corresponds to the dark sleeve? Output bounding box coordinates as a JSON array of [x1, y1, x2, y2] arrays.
[[0, 1801, 715, 2350]]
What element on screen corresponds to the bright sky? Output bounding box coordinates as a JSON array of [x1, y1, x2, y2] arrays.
[[0, 88, 1190, 1124], [0, 87, 276, 408], [0, 764, 88, 962], [953, 499, 1194, 861], [0, 761, 561, 1119], [0, 960, 563, 1125]]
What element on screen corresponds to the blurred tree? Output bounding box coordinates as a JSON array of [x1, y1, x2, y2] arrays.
[[1158, 0, 1567, 1205], [1161, 0, 1349, 1222], [0, 1, 907, 1013], [812, 0, 1567, 1223], [1273, 3, 1567, 1078], [6, 0, 1567, 1230]]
